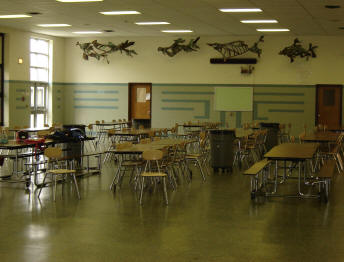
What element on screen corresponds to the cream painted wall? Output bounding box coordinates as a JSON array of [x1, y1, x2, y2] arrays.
[[64, 36, 344, 85], [62, 35, 344, 135], [0, 26, 65, 127]]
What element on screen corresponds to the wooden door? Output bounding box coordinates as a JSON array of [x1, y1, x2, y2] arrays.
[[129, 83, 151, 120], [316, 85, 342, 129]]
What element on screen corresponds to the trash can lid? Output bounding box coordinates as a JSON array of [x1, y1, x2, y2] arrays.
[[259, 122, 280, 128], [209, 129, 235, 135]]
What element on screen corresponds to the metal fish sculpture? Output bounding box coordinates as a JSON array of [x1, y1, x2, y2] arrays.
[[158, 37, 200, 57], [76, 40, 137, 64], [207, 36, 264, 61], [279, 38, 317, 63]]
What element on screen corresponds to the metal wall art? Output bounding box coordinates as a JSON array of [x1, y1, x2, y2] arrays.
[[207, 36, 264, 61], [157, 37, 200, 57], [279, 38, 317, 63], [76, 40, 137, 63]]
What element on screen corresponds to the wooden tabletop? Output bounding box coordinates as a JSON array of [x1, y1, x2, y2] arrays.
[[302, 132, 339, 142], [9, 127, 51, 132], [95, 122, 130, 126], [264, 143, 319, 160], [110, 139, 193, 154], [109, 128, 169, 136]]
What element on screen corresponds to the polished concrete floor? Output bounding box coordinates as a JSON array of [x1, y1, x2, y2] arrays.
[[0, 161, 344, 262]]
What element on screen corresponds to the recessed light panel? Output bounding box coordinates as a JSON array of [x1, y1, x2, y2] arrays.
[[100, 11, 141, 15], [37, 24, 71, 27], [73, 31, 102, 34], [135, 22, 170, 25], [57, 0, 103, 2], [256, 28, 290, 32], [161, 30, 193, 33], [219, 8, 262, 13], [0, 14, 31, 18], [241, 20, 278, 23]]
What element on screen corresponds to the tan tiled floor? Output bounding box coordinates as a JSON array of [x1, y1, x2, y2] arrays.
[[0, 163, 343, 262]]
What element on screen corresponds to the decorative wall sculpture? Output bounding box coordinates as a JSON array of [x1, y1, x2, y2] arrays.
[[207, 36, 264, 61], [76, 40, 137, 63], [279, 38, 317, 62], [157, 37, 200, 57]]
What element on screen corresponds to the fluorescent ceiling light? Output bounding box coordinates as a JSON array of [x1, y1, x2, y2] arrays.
[[37, 24, 71, 27], [257, 28, 290, 32], [161, 30, 193, 33], [56, 0, 103, 2], [241, 19, 278, 23], [0, 14, 31, 18], [219, 8, 262, 13], [100, 11, 141, 15], [135, 22, 170, 25], [73, 31, 102, 34]]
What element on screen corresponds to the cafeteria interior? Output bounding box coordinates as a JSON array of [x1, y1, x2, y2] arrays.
[[1, 2, 344, 261]]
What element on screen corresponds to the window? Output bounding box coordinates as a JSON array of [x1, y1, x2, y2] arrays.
[[30, 38, 50, 128]]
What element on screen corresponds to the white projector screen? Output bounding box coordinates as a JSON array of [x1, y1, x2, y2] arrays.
[[214, 87, 253, 111]]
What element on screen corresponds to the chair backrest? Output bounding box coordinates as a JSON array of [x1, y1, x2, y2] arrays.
[[142, 150, 163, 161], [112, 119, 116, 123], [108, 129, 116, 136], [88, 124, 93, 130], [44, 124, 49, 127], [95, 120, 100, 124], [44, 147, 63, 160], [299, 132, 306, 143], [116, 142, 133, 150], [140, 138, 151, 144]]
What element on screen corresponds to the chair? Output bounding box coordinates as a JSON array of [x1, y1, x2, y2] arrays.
[[139, 150, 168, 205], [109, 142, 143, 190], [38, 147, 80, 201]]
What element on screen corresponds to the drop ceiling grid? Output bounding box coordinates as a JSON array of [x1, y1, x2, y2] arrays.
[[0, 0, 342, 36]]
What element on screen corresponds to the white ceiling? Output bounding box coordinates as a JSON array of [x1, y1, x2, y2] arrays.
[[0, 0, 343, 37]]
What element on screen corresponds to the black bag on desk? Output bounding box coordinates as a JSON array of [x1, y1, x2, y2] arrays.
[[70, 128, 86, 141], [16, 131, 29, 141]]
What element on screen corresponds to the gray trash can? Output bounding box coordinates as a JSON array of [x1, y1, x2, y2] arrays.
[[210, 129, 236, 172], [260, 122, 280, 151], [62, 125, 86, 160]]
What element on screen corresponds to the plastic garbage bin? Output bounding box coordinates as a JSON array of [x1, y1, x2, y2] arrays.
[[209, 129, 236, 172], [259, 122, 280, 151], [63, 124, 86, 160]]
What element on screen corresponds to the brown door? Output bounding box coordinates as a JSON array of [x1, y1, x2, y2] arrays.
[[128, 83, 152, 123], [316, 85, 342, 129]]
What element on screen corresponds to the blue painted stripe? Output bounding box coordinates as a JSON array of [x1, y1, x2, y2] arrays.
[[16, 106, 26, 110], [254, 92, 304, 96], [254, 101, 304, 105], [74, 98, 119, 102], [16, 97, 23, 101], [162, 99, 208, 103], [162, 91, 214, 95], [161, 107, 194, 111], [74, 106, 118, 109], [57, 90, 62, 93], [74, 90, 119, 94], [268, 109, 304, 113], [236, 112, 242, 128], [16, 89, 26, 92]]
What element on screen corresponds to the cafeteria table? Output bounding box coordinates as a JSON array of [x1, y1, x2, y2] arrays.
[[264, 143, 319, 197]]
